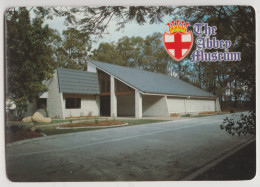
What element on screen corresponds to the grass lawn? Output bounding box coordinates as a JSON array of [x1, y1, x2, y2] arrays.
[[60, 120, 125, 127], [7, 119, 169, 139], [123, 119, 168, 126], [180, 112, 229, 118], [7, 117, 106, 127], [40, 126, 101, 136]]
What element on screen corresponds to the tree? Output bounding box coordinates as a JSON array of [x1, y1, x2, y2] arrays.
[[48, 29, 65, 67], [116, 36, 144, 67], [92, 33, 174, 74], [59, 28, 91, 70], [52, 6, 175, 37], [176, 6, 255, 135], [139, 33, 170, 74], [5, 8, 56, 119], [91, 42, 123, 65], [176, 6, 255, 110]]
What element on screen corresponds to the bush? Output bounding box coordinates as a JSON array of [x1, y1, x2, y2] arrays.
[[14, 97, 28, 120], [9, 125, 22, 132], [181, 114, 190, 117], [33, 127, 41, 132], [220, 111, 255, 136]]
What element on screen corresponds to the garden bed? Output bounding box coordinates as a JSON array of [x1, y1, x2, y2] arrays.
[[65, 116, 101, 119], [6, 125, 43, 143], [60, 120, 125, 128], [199, 112, 218, 115]]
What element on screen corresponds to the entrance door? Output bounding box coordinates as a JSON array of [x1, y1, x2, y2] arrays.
[[100, 96, 110, 116]]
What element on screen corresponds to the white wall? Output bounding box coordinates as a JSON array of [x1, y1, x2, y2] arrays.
[[186, 98, 215, 113], [117, 94, 135, 116], [167, 97, 186, 113], [87, 63, 97, 73], [167, 96, 217, 114], [63, 93, 100, 118], [215, 98, 221, 111], [142, 95, 169, 117], [47, 71, 65, 119]]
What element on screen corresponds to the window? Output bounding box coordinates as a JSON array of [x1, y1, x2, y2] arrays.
[[37, 98, 47, 109], [65, 98, 81, 109]]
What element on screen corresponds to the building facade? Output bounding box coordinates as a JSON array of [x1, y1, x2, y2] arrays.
[[27, 60, 221, 119]]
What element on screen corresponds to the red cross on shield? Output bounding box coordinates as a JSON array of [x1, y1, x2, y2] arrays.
[[163, 31, 193, 61]]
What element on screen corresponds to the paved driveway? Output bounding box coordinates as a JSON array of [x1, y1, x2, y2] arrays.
[[6, 113, 253, 181]]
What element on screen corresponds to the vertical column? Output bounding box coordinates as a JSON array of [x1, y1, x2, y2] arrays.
[[110, 76, 117, 117], [215, 98, 221, 111], [59, 92, 65, 119], [135, 90, 142, 118], [184, 98, 187, 114], [96, 95, 100, 116], [164, 96, 170, 117]]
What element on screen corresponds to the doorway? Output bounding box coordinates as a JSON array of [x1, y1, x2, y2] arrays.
[[100, 95, 110, 116]]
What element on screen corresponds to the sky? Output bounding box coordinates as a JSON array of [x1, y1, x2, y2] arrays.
[[44, 11, 173, 50]]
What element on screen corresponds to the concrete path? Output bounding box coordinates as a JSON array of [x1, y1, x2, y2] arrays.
[[5, 113, 254, 181]]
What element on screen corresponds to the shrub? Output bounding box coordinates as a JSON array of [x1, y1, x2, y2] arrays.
[[34, 128, 41, 133], [14, 97, 28, 119], [220, 111, 255, 136], [181, 114, 190, 117], [9, 125, 21, 132]]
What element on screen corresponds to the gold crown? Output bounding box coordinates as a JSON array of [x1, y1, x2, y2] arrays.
[[167, 20, 189, 33]]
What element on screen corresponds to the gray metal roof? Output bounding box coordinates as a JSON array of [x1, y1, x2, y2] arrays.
[[57, 67, 100, 95], [88, 60, 216, 98]]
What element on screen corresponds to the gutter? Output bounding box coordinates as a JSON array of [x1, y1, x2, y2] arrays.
[[141, 92, 217, 100]]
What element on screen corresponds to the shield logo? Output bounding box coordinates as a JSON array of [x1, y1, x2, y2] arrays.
[[163, 31, 193, 61]]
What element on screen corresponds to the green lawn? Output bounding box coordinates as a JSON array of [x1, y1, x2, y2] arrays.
[[123, 119, 168, 125], [39, 119, 168, 136], [180, 112, 228, 118], [7, 117, 106, 126], [40, 126, 101, 136]]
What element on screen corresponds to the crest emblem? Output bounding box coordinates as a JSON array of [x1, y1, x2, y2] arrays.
[[163, 20, 193, 61]]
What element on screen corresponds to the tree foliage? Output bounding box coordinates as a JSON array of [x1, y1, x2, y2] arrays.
[[91, 33, 172, 74], [59, 27, 91, 70], [176, 6, 255, 110], [6, 8, 56, 118], [52, 6, 175, 37], [220, 111, 256, 136]]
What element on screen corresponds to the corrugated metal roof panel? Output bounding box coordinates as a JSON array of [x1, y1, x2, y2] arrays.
[[57, 67, 100, 95], [87, 60, 216, 98]]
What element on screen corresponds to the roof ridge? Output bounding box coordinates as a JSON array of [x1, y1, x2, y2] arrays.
[[57, 67, 97, 74], [88, 59, 177, 78]]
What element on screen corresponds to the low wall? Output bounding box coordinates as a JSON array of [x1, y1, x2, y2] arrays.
[[142, 95, 169, 117]]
